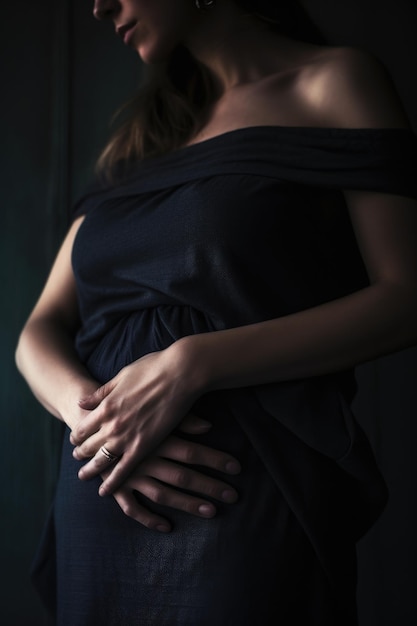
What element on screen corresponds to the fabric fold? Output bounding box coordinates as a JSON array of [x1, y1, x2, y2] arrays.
[[72, 126, 417, 219], [49, 124, 415, 619], [78, 298, 388, 598]]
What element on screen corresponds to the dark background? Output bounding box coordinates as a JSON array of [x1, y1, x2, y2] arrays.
[[1, 1, 416, 624]]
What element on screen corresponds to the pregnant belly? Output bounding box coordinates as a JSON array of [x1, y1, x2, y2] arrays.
[[79, 304, 218, 383]]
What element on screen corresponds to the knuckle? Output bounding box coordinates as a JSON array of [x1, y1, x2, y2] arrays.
[[212, 453, 230, 470], [194, 476, 220, 500], [109, 419, 128, 439], [171, 468, 190, 489], [129, 475, 145, 492], [181, 445, 198, 465], [101, 397, 117, 416], [97, 384, 109, 399], [74, 429, 84, 442], [139, 518, 153, 529], [150, 488, 165, 505], [202, 481, 220, 499], [146, 483, 165, 505], [121, 501, 135, 517], [183, 498, 200, 514], [109, 420, 123, 436], [77, 445, 91, 459], [87, 442, 99, 457], [104, 471, 121, 491], [93, 454, 105, 467], [115, 494, 158, 529]]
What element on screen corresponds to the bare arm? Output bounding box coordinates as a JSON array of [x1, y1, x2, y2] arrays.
[[76, 185, 416, 499], [182, 192, 417, 391], [71, 48, 417, 496], [16, 217, 241, 530], [15, 216, 98, 429], [183, 50, 417, 389]]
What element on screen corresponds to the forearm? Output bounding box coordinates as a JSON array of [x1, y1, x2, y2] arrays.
[[15, 317, 98, 429], [181, 282, 417, 392]]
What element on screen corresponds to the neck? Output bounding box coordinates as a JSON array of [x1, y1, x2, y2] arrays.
[[184, 4, 300, 92]]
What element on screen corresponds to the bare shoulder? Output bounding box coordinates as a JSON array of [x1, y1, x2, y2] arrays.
[[297, 46, 410, 129]]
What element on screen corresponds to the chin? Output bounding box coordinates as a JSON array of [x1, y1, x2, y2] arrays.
[[140, 51, 176, 64], [137, 50, 170, 64], [135, 37, 178, 65]]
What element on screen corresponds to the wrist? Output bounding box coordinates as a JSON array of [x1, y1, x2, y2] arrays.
[[60, 377, 100, 430], [170, 334, 213, 396]]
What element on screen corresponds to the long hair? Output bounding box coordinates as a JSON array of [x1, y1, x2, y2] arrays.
[[97, 1, 324, 178]]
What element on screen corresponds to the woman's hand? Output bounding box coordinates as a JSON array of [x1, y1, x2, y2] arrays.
[[105, 426, 241, 532], [70, 344, 207, 495]]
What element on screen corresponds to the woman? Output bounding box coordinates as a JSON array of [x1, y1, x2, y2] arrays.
[[16, 0, 417, 624]]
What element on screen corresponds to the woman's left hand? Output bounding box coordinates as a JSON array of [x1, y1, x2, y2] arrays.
[[70, 341, 204, 496]]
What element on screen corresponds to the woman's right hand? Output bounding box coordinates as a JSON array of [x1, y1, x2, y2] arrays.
[[103, 415, 242, 532]]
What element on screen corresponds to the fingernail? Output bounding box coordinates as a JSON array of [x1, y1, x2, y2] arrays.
[[156, 524, 171, 533], [198, 504, 216, 517], [225, 461, 241, 474], [99, 486, 106, 496], [221, 489, 238, 503]]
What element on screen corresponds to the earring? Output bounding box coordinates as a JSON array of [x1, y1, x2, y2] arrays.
[[195, 0, 216, 10]]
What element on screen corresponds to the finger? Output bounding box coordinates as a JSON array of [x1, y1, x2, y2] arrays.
[[98, 449, 142, 495], [69, 407, 106, 446], [157, 436, 242, 475], [112, 488, 172, 532], [140, 458, 238, 504], [177, 413, 212, 435], [78, 381, 113, 411], [128, 476, 217, 519], [78, 445, 122, 480], [72, 431, 105, 460]]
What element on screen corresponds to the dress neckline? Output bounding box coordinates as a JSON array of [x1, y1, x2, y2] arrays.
[[72, 124, 416, 215], [179, 124, 411, 152]]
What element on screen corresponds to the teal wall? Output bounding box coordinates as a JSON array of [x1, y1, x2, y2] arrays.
[[2, 1, 416, 624]]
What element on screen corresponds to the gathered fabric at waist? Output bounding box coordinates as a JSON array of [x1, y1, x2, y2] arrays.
[[75, 301, 388, 597]]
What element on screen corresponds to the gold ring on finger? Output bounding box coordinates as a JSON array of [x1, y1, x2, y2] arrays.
[[99, 445, 119, 463]]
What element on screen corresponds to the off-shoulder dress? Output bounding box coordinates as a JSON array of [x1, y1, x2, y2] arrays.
[[33, 126, 417, 625]]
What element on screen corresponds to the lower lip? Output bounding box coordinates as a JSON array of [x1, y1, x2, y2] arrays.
[[123, 24, 137, 46]]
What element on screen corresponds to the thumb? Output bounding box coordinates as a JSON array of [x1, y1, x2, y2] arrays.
[[78, 383, 110, 410]]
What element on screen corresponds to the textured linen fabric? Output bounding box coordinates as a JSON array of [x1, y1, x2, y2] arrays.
[[33, 126, 417, 625]]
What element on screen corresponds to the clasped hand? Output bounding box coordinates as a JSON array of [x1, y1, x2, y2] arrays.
[[70, 345, 241, 531], [71, 347, 198, 494]]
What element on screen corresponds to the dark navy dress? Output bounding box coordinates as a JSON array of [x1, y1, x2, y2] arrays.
[[33, 127, 417, 625]]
